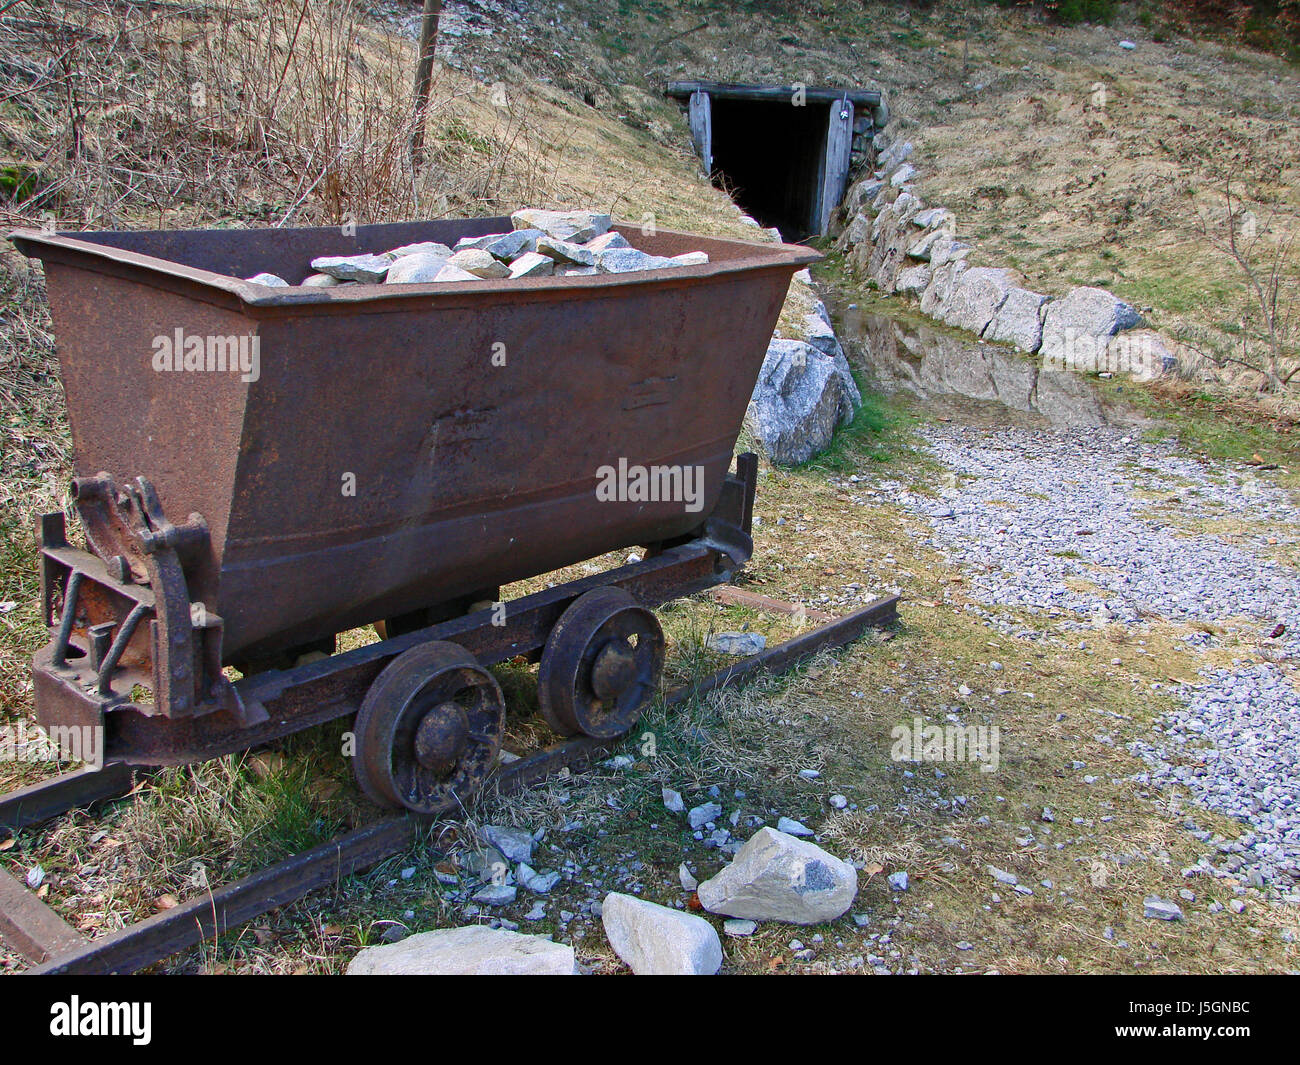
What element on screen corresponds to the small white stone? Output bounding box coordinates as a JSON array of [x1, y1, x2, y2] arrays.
[[688, 802, 722, 829], [482, 825, 534, 864]]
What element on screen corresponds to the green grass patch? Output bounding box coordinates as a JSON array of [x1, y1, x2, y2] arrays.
[[805, 385, 919, 473], [1103, 379, 1299, 486]]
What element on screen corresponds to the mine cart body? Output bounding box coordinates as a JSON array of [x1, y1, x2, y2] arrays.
[[12, 218, 817, 772]]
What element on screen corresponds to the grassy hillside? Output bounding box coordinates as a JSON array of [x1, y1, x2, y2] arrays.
[[425, 0, 1299, 395], [1, 0, 1298, 976]]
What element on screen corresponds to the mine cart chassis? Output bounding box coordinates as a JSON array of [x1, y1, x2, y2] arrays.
[[32, 456, 759, 801], [2, 452, 900, 972]]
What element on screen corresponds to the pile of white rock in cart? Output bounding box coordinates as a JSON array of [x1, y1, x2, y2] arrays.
[[243, 209, 710, 288]]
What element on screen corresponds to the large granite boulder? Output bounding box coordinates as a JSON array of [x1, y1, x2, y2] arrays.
[[745, 339, 857, 466], [1039, 287, 1142, 370], [697, 827, 857, 925], [984, 286, 1050, 353], [601, 893, 722, 975], [940, 267, 1020, 336]]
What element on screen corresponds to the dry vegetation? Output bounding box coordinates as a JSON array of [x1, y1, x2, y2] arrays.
[[428, 0, 1300, 396], [1, 0, 1298, 974], [0, 0, 756, 776]]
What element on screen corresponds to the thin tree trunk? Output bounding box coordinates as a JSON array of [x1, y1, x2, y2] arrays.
[[410, 0, 442, 170]]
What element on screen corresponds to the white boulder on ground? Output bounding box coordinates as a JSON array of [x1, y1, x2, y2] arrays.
[[347, 925, 575, 975], [745, 339, 858, 466], [601, 892, 722, 975], [697, 827, 858, 925], [1039, 286, 1142, 369]]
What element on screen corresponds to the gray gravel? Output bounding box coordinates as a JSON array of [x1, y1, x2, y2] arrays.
[[907, 424, 1299, 648], [1129, 663, 1300, 895], [886, 421, 1300, 904]]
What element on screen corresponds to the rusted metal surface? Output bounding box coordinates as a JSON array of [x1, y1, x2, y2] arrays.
[[0, 762, 135, 833], [6, 596, 896, 975], [32, 464, 753, 768], [352, 641, 505, 813], [537, 585, 665, 738], [13, 216, 812, 769], [709, 585, 834, 623], [0, 864, 89, 965], [12, 220, 815, 667], [30, 453, 757, 767]]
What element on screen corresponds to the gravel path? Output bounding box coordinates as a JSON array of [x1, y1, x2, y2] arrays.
[[909, 425, 1299, 647], [890, 422, 1300, 903]]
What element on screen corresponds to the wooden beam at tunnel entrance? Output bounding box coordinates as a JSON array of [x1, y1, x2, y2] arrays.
[[689, 90, 712, 174], [818, 98, 854, 235]]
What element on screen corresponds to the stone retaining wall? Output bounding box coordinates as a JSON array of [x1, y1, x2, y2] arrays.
[[833, 115, 1183, 384]]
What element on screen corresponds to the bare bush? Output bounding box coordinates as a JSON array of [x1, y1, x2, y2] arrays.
[[1188, 182, 1299, 392], [0, 0, 561, 230]]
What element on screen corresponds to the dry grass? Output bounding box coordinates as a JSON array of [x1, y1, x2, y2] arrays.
[[3, 0, 1299, 975], [428, 0, 1300, 397], [891, 11, 1300, 395]]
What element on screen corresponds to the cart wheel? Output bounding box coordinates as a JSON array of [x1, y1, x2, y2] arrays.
[[353, 641, 505, 814], [538, 586, 665, 739]]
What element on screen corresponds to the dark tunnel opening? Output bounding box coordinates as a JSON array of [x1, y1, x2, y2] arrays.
[[708, 97, 829, 242]]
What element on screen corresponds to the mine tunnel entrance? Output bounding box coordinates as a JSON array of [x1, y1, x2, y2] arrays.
[[666, 81, 886, 241], [709, 97, 829, 241]]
